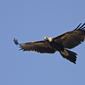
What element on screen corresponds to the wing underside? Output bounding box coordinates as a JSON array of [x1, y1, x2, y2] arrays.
[[54, 23, 85, 49], [19, 41, 56, 53]]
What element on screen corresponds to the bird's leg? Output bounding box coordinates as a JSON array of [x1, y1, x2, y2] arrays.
[[60, 49, 69, 56]]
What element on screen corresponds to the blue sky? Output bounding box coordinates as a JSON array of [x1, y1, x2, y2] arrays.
[[0, 0, 85, 85]]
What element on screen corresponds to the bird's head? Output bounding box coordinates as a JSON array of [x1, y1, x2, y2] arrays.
[[44, 36, 53, 42]]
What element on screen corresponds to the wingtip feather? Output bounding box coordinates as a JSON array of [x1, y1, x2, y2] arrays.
[[13, 38, 19, 45], [75, 23, 85, 30]]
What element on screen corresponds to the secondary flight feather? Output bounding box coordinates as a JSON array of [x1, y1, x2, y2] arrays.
[[14, 23, 85, 64]]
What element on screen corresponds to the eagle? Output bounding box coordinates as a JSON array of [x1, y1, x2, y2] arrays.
[[14, 23, 85, 64]]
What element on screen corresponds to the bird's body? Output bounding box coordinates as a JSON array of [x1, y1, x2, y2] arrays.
[[14, 23, 85, 64]]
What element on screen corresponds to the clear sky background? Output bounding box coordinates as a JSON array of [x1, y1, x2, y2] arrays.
[[0, 0, 85, 85]]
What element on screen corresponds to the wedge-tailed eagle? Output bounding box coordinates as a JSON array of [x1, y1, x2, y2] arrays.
[[14, 23, 85, 64]]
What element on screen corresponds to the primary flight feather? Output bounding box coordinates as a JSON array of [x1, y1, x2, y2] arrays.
[[14, 23, 85, 64]]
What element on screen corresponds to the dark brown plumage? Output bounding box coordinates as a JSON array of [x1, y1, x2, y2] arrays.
[[14, 23, 85, 64]]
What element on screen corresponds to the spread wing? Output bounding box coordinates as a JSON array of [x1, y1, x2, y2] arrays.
[[54, 23, 85, 49], [14, 39, 56, 53]]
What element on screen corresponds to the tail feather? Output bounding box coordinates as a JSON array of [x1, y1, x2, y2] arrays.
[[60, 49, 77, 64]]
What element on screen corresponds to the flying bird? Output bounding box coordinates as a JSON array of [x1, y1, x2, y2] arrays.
[[14, 23, 85, 64]]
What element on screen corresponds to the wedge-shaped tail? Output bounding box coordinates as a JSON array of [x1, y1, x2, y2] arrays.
[[60, 49, 77, 64]]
